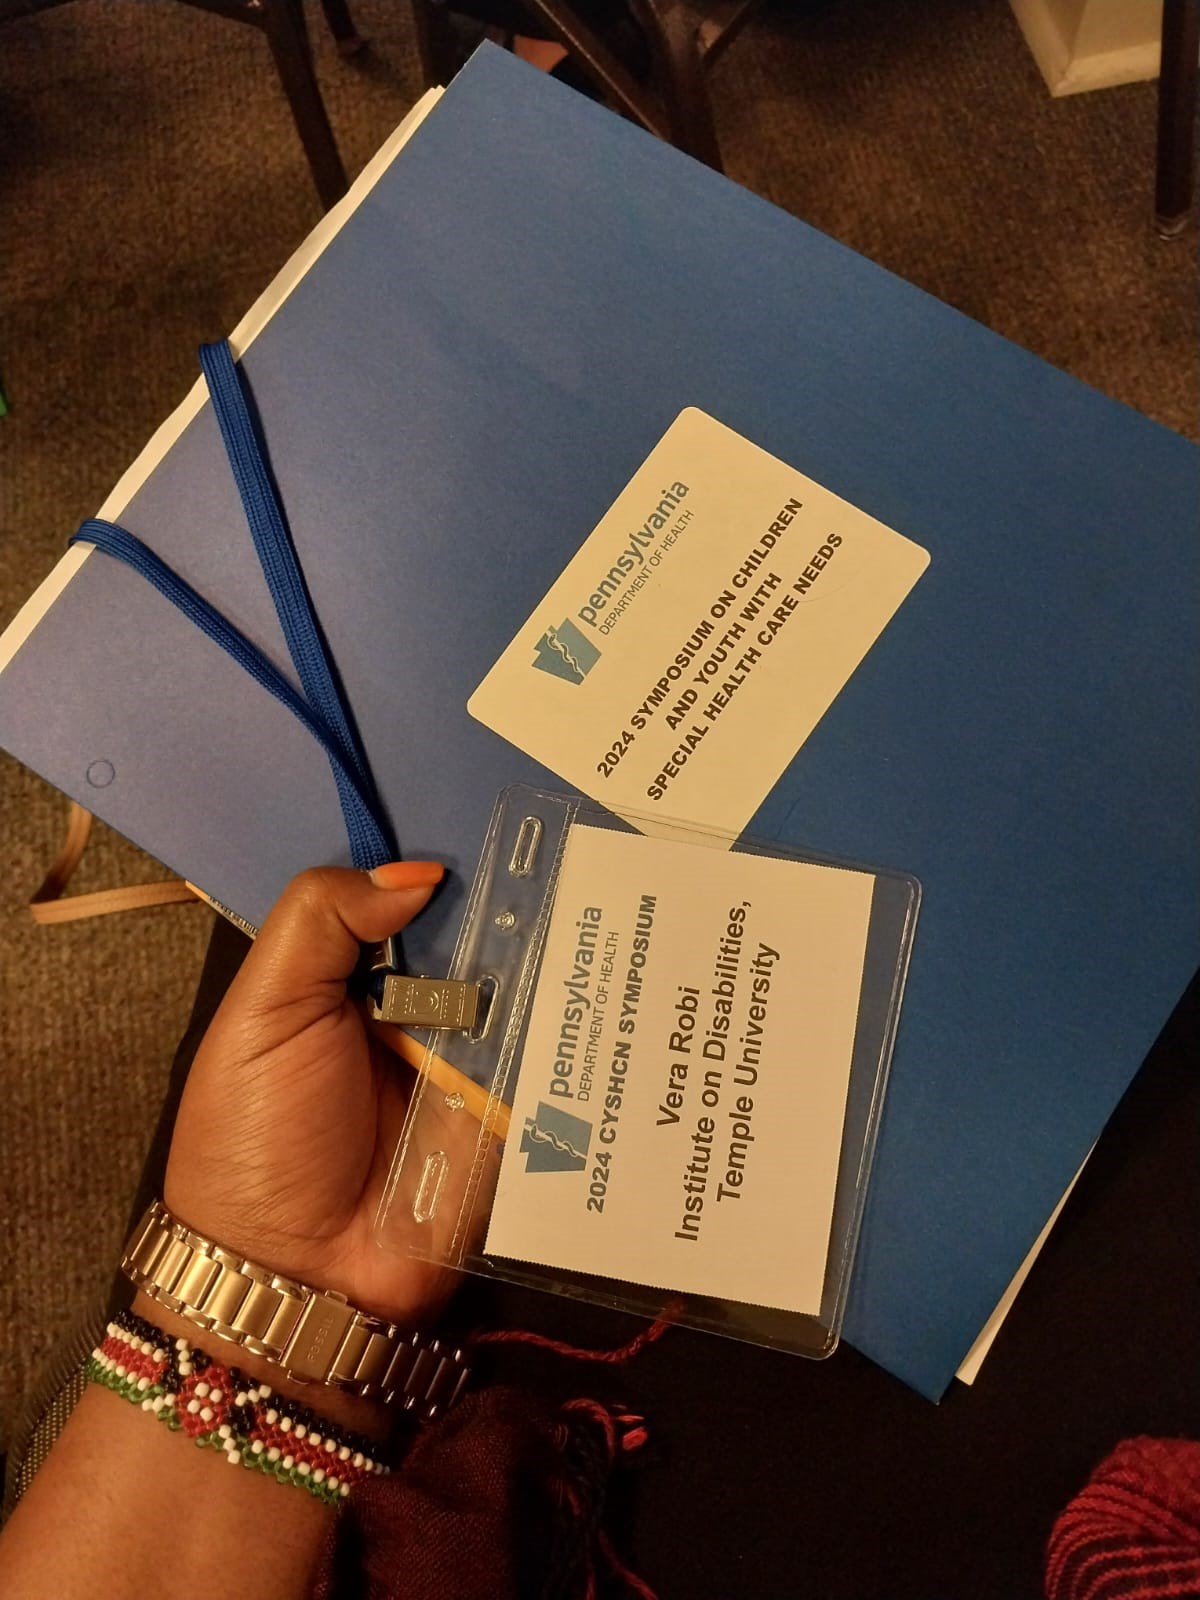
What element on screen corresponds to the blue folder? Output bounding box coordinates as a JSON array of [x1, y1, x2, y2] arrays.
[[2, 46, 1195, 1399]]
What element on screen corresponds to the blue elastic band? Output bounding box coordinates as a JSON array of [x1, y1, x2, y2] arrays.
[[70, 343, 395, 871], [196, 341, 378, 807], [70, 519, 392, 871]]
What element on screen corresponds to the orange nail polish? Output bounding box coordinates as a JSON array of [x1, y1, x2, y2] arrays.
[[369, 860, 445, 890]]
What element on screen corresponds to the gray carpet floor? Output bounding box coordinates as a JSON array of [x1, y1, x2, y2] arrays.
[[0, 0, 1195, 1448]]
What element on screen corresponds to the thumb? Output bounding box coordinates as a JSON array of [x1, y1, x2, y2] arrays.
[[235, 861, 444, 1012]]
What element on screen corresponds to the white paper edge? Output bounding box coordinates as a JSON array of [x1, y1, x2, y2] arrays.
[[0, 85, 446, 677], [954, 1151, 1092, 1385]]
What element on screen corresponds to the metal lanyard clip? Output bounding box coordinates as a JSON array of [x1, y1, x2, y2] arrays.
[[366, 937, 485, 1031], [370, 974, 483, 1031]]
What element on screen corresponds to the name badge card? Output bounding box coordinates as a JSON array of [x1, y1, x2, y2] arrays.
[[484, 822, 875, 1315], [470, 409, 929, 837]]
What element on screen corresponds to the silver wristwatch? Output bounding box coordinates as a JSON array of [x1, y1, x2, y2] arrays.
[[121, 1201, 469, 1420]]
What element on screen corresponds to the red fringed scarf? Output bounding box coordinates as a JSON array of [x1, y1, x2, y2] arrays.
[[313, 1316, 672, 1600], [1046, 1438, 1200, 1600], [317, 1324, 1200, 1598]]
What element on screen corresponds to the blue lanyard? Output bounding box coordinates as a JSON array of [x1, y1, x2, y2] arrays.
[[70, 342, 395, 871]]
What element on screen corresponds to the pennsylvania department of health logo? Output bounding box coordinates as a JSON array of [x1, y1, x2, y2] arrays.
[[532, 618, 600, 685], [520, 1101, 593, 1174]]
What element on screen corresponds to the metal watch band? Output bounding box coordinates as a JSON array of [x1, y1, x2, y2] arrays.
[[121, 1201, 469, 1420]]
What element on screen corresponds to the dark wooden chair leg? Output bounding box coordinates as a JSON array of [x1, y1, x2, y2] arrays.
[[409, 0, 462, 89], [1155, 0, 1199, 237], [520, 0, 670, 139], [259, 0, 348, 210], [632, 0, 722, 170], [319, 0, 366, 58]]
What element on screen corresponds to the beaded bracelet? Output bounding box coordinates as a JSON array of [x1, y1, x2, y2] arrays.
[[87, 1308, 391, 1507]]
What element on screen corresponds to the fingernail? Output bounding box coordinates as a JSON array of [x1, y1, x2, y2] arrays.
[[369, 860, 445, 890]]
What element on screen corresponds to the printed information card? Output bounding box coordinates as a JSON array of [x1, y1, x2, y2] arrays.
[[470, 408, 929, 837], [484, 824, 876, 1315]]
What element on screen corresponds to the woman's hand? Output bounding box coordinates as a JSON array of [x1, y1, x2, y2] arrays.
[[0, 864, 456, 1598], [164, 861, 453, 1325]]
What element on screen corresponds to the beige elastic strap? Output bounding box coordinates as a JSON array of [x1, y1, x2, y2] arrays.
[[29, 802, 199, 924]]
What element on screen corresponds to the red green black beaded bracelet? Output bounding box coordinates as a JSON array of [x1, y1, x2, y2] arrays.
[[87, 1308, 391, 1508]]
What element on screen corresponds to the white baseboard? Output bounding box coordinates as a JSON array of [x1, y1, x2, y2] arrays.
[[1010, 0, 1162, 96]]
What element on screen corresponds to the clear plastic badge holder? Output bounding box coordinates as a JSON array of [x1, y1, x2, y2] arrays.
[[375, 785, 919, 1359]]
